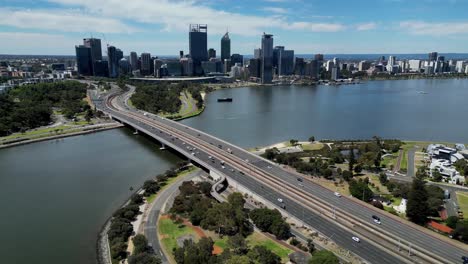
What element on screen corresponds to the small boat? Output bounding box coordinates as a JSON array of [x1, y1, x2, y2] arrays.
[[133, 131, 139, 135], [217, 98, 233, 102], [417, 91, 428, 94]]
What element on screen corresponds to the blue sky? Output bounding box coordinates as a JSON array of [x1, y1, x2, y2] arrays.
[[1, 0, 468, 55]]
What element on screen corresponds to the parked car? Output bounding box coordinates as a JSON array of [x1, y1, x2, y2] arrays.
[[352, 236, 360, 243]]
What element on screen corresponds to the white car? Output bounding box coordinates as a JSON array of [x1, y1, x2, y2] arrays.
[[352, 236, 360, 243], [221, 166, 225, 169], [334, 192, 342, 197], [277, 198, 283, 203], [373, 219, 381, 225]]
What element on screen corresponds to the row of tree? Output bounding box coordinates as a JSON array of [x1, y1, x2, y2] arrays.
[[108, 162, 188, 262], [0, 81, 88, 136]]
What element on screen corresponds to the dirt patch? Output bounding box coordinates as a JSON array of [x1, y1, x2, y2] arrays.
[[212, 245, 223, 255], [160, 214, 171, 220]]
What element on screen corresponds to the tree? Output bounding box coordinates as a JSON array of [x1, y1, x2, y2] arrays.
[[432, 169, 443, 182], [348, 146, 356, 172], [446, 216, 459, 229], [85, 108, 94, 122], [132, 234, 149, 254], [227, 234, 248, 255], [128, 253, 161, 264], [379, 172, 388, 185], [342, 170, 353, 181], [307, 239, 315, 253], [310, 250, 339, 264], [354, 163, 363, 174], [406, 176, 430, 225], [290, 139, 299, 146], [247, 245, 281, 264], [349, 179, 373, 201], [452, 219, 468, 243], [225, 255, 252, 264], [308, 136, 315, 142], [228, 192, 245, 210]]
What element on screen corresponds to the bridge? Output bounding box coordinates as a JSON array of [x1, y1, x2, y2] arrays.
[[92, 85, 467, 264]]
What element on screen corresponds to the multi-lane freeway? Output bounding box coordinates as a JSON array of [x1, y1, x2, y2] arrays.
[[92, 85, 467, 264]]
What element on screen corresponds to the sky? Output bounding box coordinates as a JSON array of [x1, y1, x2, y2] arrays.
[[1, 0, 468, 55]]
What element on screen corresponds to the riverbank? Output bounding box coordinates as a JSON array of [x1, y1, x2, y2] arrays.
[[0, 122, 123, 149]]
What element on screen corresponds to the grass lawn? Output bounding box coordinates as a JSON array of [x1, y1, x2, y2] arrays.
[[0, 125, 71, 141], [246, 232, 293, 262], [357, 174, 389, 195], [159, 218, 197, 253], [456, 192, 468, 219], [381, 155, 397, 169], [400, 149, 408, 172], [301, 142, 324, 151], [214, 236, 229, 250]]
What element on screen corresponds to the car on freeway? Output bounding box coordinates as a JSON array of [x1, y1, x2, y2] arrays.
[[231, 168, 235, 172], [191, 152, 195, 156], [298, 183, 304, 187], [352, 236, 360, 243], [297, 177, 303, 182], [462, 256, 468, 264], [334, 192, 342, 197], [208, 155, 212, 159], [372, 215, 381, 224], [280, 204, 286, 209], [221, 166, 225, 169], [277, 198, 283, 203]]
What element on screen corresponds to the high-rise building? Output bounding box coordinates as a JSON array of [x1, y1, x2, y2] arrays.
[[456, 61, 466, 73], [221, 32, 231, 63], [231, 54, 243, 66], [408, 60, 421, 72], [325, 60, 334, 72], [294, 57, 305, 75], [273, 46, 284, 72], [83, 38, 102, 75], [437, 55, 445, 62], [358, 61, 371, 71], [428, 52, 438, 62], [75, 45, 93, 76], [189, 24, 208, 75], [278, 49, 294, 75], [254, 48, 262, 59], [107, 46, 119, 78], [305, 59, 319, 79], [129, 52, 138, 71], [180, 57, 194, 76], [201, 61, 217, 74], [93, 60, 109, 77], [118, 58, 131, 75], [208, 48, 216, 59], [223, 59, 231, 74], [261, 33, 273, 84], [248, 58, 261, 79], [331, 67, 340, 81], [140, 53, 151, 76], [83, 38, 102, 62], [388, 56, 396, 66], [154, 59, 163, 77], [179, 50, 184, 59], [314, 54, 324, 61]]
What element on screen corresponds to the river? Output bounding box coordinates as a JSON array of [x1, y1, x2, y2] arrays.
[[182, 78, 468, 147], [0, 129, 180, 264], [1, 78, 467, 263]]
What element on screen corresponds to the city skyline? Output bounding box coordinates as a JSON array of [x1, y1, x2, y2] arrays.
[[2, 0, 468, 55]]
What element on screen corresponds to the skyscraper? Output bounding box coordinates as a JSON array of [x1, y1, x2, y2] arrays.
[[75, 45, 93, 76], [83, 38, 102, 62], [254, 48, 262, 59], [231, 54, 243, 66], [129, 52, 138, 71], [208, 48, 216, 59], [261, 33, 273, 84], [140, 53, 151, 76], [429, 52, 438, 62], [107, 46, 119, 78], [221, 32, 231, 63], [189, 24, 208, 75]]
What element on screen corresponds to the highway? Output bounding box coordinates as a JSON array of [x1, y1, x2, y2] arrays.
[[93, 86, 468, 264]]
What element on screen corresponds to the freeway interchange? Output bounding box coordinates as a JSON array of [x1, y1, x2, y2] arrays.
[[92, 86, 467, 264]]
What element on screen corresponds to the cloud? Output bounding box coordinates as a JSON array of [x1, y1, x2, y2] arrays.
[[0, 32, 77, 54], [400, 20, 468, 36], [262, 7, 289, 14], [46, 0, 344, 35], [356, 22, 377, 31], [0, 8, 138, 33], [285, 22, 345, 32]]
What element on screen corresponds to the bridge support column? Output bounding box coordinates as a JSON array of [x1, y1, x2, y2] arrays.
[[160, 143, 166, 150]]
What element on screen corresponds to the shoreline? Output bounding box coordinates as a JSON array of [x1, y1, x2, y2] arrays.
[[0, 123, 124, 149]]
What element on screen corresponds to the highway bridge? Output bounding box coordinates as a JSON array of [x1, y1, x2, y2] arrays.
[[92, 86, 467, 264]]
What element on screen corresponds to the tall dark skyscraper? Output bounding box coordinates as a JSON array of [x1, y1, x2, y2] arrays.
[[129, 52, 138, 71], [261, 33, 273, 84], [221, 32, 231, 63], [107, 46, 119, 78], [83, 38, 102, 62], [429, 52, 438, 62], [75, 45, 93, 76], [140, 53, 151, 76], [189, 24, 208, 75]]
